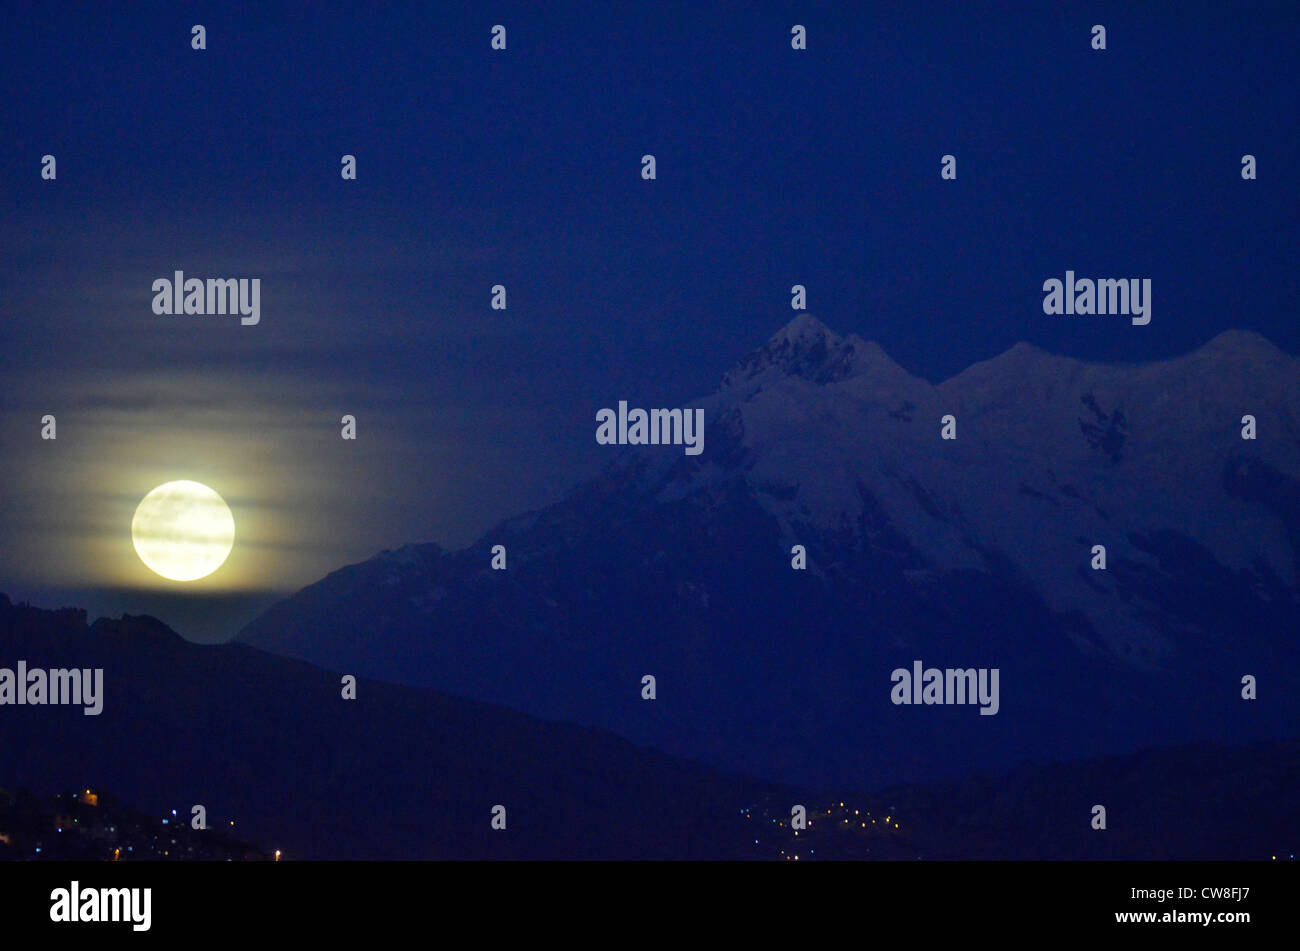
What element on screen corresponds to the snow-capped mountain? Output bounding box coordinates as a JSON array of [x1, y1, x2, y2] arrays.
[[241, 317, 1300, 788]]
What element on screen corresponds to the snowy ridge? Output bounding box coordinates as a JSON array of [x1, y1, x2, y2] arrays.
[[647, 318, 1300, 664], [240, 317, 1300, 787]]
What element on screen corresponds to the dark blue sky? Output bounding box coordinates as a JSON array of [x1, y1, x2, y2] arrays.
[[1, 0, 1296, 638]]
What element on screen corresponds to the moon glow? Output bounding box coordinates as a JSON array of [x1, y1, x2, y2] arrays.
[[131, 481, 235, 582]]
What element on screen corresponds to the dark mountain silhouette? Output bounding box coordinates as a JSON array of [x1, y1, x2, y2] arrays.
[[884, 738, 1300, 860], [240, 318, 1300, 788], [0, 594, 797, 859], [5, 595, 1296, 859]]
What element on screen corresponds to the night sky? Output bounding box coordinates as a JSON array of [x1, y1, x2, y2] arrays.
[[1, 0, 1296, 641]]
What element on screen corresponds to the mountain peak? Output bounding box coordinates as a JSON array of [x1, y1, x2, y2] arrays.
[[767, 313, 840, 348], [89, 613, 183, 645], [1198, 328, 1285, 359], [723, 315, 885, 390]]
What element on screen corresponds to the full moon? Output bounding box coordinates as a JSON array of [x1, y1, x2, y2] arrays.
[[131, 480, 236, 582]]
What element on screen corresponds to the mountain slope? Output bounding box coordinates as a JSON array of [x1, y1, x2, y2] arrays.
[[241, 318, 1300, 787], [0, 595, 796, 859], [6, 595, 1296, 860]]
